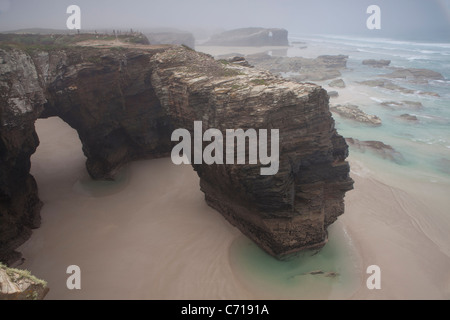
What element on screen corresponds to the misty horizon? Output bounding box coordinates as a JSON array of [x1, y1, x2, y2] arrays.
[[0, 0, 449, 42]]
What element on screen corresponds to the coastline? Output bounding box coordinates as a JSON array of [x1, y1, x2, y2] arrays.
[[16, 117, 450, 299]]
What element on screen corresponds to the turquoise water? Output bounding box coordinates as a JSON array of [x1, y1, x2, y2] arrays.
[[229, 223, 361, 300], [290, 34, 450, 184], [230, 34, 450, 298]]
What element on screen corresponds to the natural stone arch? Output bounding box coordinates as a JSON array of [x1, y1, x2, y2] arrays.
[[0, 44, 353, 264]]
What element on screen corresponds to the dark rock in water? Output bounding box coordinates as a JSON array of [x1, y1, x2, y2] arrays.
[[246, 53, 348, 81], [417, 91, 440, 97], [330, 104, 382, 126], [328, 79, 346, 88], [328, 91, 339, 98], [316, 55, 348, 69], [205, 27, 289, 47], [308, 270, 324, 275], [145, 31, 195, 49], [346, 138, 405, 163], [289, 70, 342, 82], [399, 114, 418, 122], [384, 68, 444, 81], [324, 271, 339, 278], [298, 270, 339, 278], [0, 39, 353, 261], [0, 263, 49, 300], [362, 59, 391, 67], [380, 100, 423, 110], [358, 79, 440, 97]]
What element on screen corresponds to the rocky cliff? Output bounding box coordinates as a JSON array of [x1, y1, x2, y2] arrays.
[[0, 38, 353, 262]]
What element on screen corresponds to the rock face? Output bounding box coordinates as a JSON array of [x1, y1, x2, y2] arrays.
[[330, 104, 382, 126], [0, 41, 353, 261], [0, 263, 49, 300], [362, 59, 391, 67], [0, 49, 44, 264], [146, 32, 195, 49], [205, 27, 289, 46]]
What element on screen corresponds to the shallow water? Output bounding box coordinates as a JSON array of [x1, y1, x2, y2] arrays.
[[73, 165, 130, 197], [229, 222, 362, 300]]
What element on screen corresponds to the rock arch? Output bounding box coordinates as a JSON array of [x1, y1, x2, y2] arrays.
[[0, 45, 353, 263]]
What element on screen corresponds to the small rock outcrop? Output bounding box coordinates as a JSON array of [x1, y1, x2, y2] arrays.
[[246, 54, 348, 81], [380, 100, 423, 110], [0, 263, 49, 300], [384, 68, 444, 81], [328, 79, 346, 88], [0, 35, 353, 261], [358, 79, 440, 97], [346, 138, 405, 163], [399, 114, 418, 122], [362, 59, 391, 68], [330, 104, 382, 126], [205, 27, 289, 47]]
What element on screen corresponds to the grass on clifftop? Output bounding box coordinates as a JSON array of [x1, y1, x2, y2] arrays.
[[250, 79, 268, 85], [0, 262, 47, 287]]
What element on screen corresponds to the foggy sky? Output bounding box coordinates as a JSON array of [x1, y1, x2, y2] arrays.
[[0, 0, 448, 41]]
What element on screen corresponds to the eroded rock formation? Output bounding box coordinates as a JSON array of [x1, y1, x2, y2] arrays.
[[330, 104, 382, 126], [0, 40, 353, 261]]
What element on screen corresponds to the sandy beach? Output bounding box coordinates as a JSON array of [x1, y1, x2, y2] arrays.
[[16, 117, 450, 300]]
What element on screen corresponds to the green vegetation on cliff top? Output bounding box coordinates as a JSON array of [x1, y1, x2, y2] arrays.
[[0, 262, 47, 287]]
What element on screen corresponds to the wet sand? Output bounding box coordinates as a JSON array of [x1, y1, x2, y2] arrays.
[[17, 117, 450, 299]]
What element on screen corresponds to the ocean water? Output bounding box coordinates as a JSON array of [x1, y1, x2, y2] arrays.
[[229, 34, 450, 298], [229, 222, 362, 299], [288, 34, 450, 185]]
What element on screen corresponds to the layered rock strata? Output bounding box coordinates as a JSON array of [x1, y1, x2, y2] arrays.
[[0, 42, 353, 261]]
